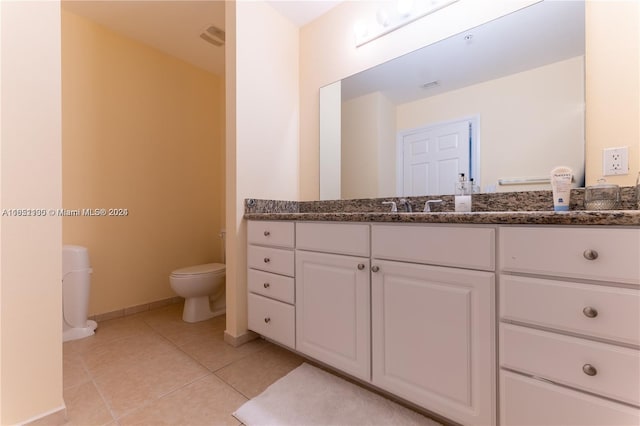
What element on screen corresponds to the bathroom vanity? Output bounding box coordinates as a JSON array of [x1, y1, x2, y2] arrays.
[[245, 202, 640, 426]]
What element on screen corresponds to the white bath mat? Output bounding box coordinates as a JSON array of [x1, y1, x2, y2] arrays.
[[233, 363, 441, 426]]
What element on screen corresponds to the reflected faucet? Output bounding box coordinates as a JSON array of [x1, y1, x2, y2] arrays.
[[399, 199, 412, 213]]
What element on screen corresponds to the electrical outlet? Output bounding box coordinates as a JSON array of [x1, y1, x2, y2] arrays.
[[603, 146, 629, 176]]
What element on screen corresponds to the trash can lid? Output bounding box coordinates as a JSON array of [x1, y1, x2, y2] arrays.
[[63, 245, 90, 275]]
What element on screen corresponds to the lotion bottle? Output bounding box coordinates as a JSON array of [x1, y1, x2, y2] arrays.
[[455, 173, 472, 212]]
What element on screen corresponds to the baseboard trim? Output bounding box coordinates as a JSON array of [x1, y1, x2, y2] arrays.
[[224, 329, 259, 347], [22, 404, 66, 426], [89, 296, 183, 323]]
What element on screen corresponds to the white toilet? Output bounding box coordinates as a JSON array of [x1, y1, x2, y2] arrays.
[[169, 263, 226, 323]]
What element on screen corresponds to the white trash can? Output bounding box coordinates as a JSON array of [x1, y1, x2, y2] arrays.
[[62, 245, 97, 342]]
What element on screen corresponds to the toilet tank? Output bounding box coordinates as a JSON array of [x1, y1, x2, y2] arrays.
[[63, 245, 91, 276]]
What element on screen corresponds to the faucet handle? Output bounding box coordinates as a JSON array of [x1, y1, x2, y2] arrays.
[[424, 199, 443, 212], [382, 201, 397, 212]]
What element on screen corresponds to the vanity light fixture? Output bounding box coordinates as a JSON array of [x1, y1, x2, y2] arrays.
[[421, 80, 440, 89], [355, 0, 459, 48]]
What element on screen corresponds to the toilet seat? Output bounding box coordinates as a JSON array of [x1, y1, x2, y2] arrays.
[[171, 263, 225, 278]]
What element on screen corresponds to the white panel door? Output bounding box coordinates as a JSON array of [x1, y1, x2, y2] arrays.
[[371, 259, 495, 426], [400, 120, 471, 196], [295, 250, 371, 381]]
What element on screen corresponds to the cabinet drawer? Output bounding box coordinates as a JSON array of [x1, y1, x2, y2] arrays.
[[296, 222, 369, 257], [372, 224, 495, 271], [500, 324, 640, 406], [248, 269, 294, 304], [500, 370, 640, 426], [500, 275, 640, 345], [247, 221, 294, 248], [247, 245, 294, 276], [499, 227, 640, 284], [248, 293, 295, 349]]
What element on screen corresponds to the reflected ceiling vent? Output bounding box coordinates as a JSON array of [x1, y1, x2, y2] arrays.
[[200, 25, 225, 47], [421, 80, 440, 90]]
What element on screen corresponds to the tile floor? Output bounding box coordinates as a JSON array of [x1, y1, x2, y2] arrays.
[[54, 303, 305, 426]]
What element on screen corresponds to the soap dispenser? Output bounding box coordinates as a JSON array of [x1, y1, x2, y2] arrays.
[[455, 173, 472, 212]]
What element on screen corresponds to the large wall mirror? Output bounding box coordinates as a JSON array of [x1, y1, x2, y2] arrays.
[[319, 1, 585, 200]]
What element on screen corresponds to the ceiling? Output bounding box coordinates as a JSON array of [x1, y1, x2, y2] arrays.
[[62, 1, 342, 76]]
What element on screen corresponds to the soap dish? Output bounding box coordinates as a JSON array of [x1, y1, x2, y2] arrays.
[[584, 178, 620, 210]]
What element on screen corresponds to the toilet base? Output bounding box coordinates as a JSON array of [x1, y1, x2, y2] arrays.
[[63, 320, 98, 342], [182, 296, 225, 323]]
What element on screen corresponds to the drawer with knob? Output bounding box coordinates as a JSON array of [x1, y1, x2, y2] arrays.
[[500, 275, 640, 345], [248, 293, 295, 349], [248, 269, 294, 304], [247, 220, 295, 248], [500, 323, 640, 406], [499, 226, 640, 284], [247, 245, 294, 276]]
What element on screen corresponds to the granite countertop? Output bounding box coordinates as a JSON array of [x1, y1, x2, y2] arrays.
[[244, 210, 640, 226]]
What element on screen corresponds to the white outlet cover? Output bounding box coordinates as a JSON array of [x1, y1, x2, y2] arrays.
[[603, 146, 629, 176]]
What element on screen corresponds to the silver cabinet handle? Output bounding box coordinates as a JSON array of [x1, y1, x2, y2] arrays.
[[263, 257, 270, 263], [264, 230, 270, 237], [263, 282, 270, 289], [264, 317, 271, 323], [357, 263, 365, 270], [582, 364, 597, 376], [583, 306, 598, 318], [371, 265, 380, 272], [583, 249, 598, 260]]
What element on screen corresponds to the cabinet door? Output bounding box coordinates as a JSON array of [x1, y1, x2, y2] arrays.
[[371, 260, 495, 426], [296, 250, 370, 381]]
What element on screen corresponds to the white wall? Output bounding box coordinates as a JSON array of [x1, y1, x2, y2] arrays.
[[0, 1, 64, 424], [225, 0, 299, 340], [300, 0, 539, 200]]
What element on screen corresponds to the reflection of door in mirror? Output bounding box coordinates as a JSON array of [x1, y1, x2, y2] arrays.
[[397, 118, 476, 197]]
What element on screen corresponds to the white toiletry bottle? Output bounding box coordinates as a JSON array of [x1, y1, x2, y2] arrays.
[[455, 173, 472, 212]]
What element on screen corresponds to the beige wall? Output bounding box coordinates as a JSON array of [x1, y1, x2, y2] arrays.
[[62, 10, 225, 315], [342, 91, 396, 198], [300, 0, 539, 200], [0, 1, 64, 424], [397, 56, 585, 192], [225, 1, 299, 339], [586, 1, 640, 186]]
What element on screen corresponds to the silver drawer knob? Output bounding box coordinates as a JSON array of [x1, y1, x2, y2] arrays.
[[371, 265, 380, 272], [264, 230, 270, 237], [582, 364, 597, 376], [583, 306, 598, 318], [263, 257, 270, 263], [357, 263, 365, 270], [263, 282, 270, 289], [264, 317, 271, 324], [583, 249, 598, 260]]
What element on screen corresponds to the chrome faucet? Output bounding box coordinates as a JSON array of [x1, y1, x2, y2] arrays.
[[382, 201, 397, 212], [399, 199, 412, 213], [424, 199, 443, 212]]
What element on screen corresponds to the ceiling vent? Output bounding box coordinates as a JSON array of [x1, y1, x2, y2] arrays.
[[200, 25, 225, 47]]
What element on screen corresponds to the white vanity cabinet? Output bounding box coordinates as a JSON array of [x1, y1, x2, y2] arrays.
[[371, 224, 496, 426], [295, 222, 371, 381], [247, 221, 295, 349], [498, 226, 640, 425]]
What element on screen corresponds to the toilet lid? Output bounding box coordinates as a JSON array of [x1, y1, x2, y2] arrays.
[[171, 263, 225, 276]]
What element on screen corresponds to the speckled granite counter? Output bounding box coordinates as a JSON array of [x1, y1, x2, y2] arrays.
[[244, 187, 640, 226], [244, 210, 640, 226]]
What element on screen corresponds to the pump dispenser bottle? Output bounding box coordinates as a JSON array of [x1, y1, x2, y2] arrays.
[[455, 173, 472, 212]]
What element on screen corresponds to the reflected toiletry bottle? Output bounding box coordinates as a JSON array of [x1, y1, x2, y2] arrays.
[[455, 173, 472, 212]]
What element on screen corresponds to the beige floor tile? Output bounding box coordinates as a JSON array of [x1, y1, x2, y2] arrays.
[[94, 345, 209, 418], [179, 335, 269, 372], [215, 342, 304, 399], [143, 311, 226, 347], [81, 332, 177, 379], [63, 381, 114, 426], [63, 352, 90, 390], [118, 374, 246, 426], [63, 316, 155, 356]]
